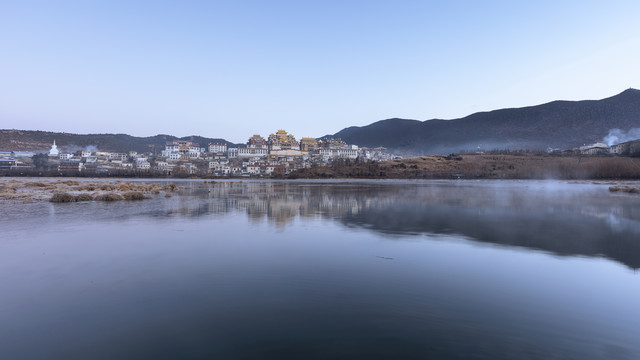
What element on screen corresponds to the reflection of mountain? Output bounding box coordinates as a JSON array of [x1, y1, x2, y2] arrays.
[[172, 181, 640, 269], [343, 200, 640, 267]]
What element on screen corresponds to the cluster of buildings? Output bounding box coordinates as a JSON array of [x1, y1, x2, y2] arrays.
[[4, 129, 640, 176], [0, 130, 396, 176], [51, 140, 158, 174], [547, 139, 640, 156], [193, 130, 394, 176]]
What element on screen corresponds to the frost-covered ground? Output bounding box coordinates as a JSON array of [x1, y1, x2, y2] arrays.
[[0, 178, 179, 203]]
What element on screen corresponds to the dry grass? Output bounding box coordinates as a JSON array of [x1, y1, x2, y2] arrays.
[[0, 192, 31, 200], [609, 186, 640, 194], [99, 183, 117, 191], [50, 192, 76, 202], [24, 181, 50, 187], [78, 184, 97, 191], [293, 154, 640, 180], [164, 183, 178, 191], [0, 183, 17, 194], [122, 191, 146, 200], [59, 180, 80, 186], [2, 179, 180, 203], [75, 193, 94, 201], [94, 193, 125, 201]]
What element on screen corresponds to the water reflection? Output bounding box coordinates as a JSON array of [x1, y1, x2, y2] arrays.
[[2, 180, 640, 359], [5, 180, 639, 269], [157, 180, 640, 269]]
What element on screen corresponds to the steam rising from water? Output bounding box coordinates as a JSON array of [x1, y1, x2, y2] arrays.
[[604, 128, 640, 146]]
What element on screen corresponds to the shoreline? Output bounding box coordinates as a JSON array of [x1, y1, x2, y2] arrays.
[[0, 179, 179, 203], [4, 154, 640, 181], [3, 177, 640, 204]]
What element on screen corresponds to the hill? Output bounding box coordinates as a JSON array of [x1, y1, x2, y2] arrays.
[[0, 130, 235, 154], [329, 89, 640, 154]]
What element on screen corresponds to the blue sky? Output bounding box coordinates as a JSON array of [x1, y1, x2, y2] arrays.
[[1, 1, 639, 143]]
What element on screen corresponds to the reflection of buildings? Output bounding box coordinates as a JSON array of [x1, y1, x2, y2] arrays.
[[168, 182, 640, 232], [170, 181, 375, 226], [165, 181, 640, 269]]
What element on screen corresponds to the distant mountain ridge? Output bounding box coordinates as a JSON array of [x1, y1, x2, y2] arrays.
[[4, 89, 640, 155], [0, 130, 235, 154], [328, 89, 640, 154]]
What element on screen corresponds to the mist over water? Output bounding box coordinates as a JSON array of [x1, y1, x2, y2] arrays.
[[1, 180, 639, 359]]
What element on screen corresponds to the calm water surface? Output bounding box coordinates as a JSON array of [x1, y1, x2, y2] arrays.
[[1, 180, 639, 359]]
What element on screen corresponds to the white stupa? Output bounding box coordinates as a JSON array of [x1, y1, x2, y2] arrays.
[[49, 140, 59, 157]]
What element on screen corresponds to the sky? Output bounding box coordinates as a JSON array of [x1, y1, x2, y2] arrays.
[[1, 1, 639, 143]]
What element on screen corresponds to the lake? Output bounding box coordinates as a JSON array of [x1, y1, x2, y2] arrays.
[[1, 179, 639, 359]]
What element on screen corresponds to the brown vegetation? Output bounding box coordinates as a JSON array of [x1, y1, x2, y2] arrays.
[[164, 183, 178, 191], [1, 179, 181, 203], [0, 182, 17, 194], [291, 154, 640, 180], [94, 193, 125, 201], [609, 186, 640, 194], [122, 191, 146, 200], [50, 192, 76, 203], [75, 193, 94, 201]]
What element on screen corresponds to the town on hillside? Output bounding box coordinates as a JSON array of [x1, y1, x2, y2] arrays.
[[2, 129, 640, 177], [0, 130, 398, 176]]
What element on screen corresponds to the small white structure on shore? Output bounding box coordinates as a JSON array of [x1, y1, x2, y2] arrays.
[[49, 140, 59, 157]]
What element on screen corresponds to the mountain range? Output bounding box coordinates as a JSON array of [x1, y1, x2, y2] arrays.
[[328, 88, 640, 154], [0, 130, 234, 154], [2, 89, 640, 155]]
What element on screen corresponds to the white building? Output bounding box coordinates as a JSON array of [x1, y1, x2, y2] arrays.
[[609, 144, 623, 154], [164, 140, 201, 160], [108, 153, 128, 161], [238, 147, 268, 158], [270, 149, 307, 157], [210, 164, 231, 175], [319, 148, 359, 159], [49, 140, 59, 157], [209, 143, 228, 153], [579, 143, 609, 155]]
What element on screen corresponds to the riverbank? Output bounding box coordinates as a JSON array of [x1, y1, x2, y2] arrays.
[[0, 179, 179, 203]]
